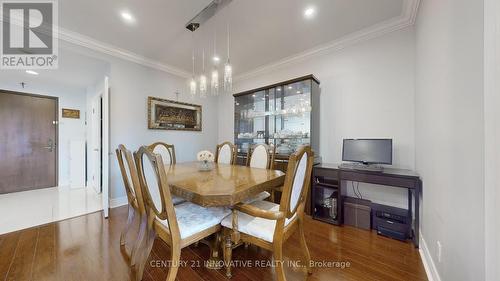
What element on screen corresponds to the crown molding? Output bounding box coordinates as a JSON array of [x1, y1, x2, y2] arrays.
[[57, 28, 192, 78], [234, 0, 421, 81], [0, 13, 191, 78]]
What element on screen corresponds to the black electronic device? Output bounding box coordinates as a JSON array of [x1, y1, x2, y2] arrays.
[[371, 203, 410, 241], [342, 139, 393, 165]]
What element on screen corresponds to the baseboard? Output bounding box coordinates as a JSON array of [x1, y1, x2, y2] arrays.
[[419, 232, 442, 281], [109, 196, 128, 208]]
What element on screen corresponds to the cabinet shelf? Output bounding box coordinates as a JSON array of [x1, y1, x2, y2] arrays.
[[238, 111, 312, 120], [314, 183, 339, 189], [312, 169, 341, 226], [312, 213, 340, 225]]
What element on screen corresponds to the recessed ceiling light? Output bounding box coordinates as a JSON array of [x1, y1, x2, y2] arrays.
[[26, 70, 38, 75], [304, 7, 316, 19], [120, 11, 136, 24]]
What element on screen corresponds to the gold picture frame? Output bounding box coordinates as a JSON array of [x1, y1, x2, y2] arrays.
[[147, 97, 202, 131], [62, 108, 80, 119]]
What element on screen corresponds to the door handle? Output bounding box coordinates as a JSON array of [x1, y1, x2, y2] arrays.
[[43, 139, 55, 152]]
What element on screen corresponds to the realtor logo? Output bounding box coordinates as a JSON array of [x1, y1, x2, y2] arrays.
[[1, 0, 58, 69]]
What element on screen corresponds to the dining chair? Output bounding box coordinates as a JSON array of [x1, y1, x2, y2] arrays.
[[215, 141, 237, 164], [148, 142, 176, 165], [243, 143, 276, 203], [147, 142, 185, 205], [221, 146, 314, 280], [134, 146, 231, 281], [115, 144, 146, 266]]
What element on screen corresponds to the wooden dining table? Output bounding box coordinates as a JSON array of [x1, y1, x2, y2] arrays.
[[165, 162, 285, 207], [163, 161, 286, 269]]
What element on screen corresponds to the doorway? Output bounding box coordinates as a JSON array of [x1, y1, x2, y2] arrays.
[[0, 90, 58, 194], [87, 77, 110, 217]]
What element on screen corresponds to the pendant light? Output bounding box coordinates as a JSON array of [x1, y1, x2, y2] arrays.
[[188, 29, 197, 97], [211, 31, 220, 95], [223, 23, 233, 93], [199, 49, 207, 97], [189, 46, 197, 97]]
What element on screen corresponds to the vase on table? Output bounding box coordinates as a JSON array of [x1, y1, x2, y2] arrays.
[[198, 160, 213, 171]]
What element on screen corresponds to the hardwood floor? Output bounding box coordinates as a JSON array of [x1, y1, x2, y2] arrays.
[[0, 206, 427, 281]]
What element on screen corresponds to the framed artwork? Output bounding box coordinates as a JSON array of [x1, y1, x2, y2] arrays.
[[62, 108, 80, 119], [148, 96, 202, 131]]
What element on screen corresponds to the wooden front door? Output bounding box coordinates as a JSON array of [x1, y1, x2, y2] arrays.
[[0, 90, 58, 194]]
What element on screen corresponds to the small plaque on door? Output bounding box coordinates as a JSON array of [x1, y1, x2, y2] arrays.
[[62, 108, 80, 119]]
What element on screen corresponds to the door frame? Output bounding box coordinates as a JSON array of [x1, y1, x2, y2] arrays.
[[0, 89, 59, 188], [102, 77, 110, 218]]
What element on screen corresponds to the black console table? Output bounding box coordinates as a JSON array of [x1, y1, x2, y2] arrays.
[[311, 163, 422, 248]]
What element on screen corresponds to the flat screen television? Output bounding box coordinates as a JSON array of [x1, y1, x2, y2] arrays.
[[342, 139, 393, 165]]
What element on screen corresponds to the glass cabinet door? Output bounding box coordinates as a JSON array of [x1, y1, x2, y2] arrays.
[[234, 76, 316, 157], [234, 90, 267, 154], [270, 80, 311, 155]]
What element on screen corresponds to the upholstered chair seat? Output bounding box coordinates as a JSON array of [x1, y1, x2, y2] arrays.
[[157, 202, 230, 239], [221, 200, 295, 242]]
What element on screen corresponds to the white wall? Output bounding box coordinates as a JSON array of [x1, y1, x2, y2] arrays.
[[415, 0, 485, 280], [219, 28, 416, 208], [0, 76, 87, 187], [106, 58, 219, 199], [484, 0, 500, 279]]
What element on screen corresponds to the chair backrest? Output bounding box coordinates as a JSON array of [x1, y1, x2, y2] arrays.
[[279, 146, 314, 219], [134, 146, 180, 237], [148, 142, 176, 165], [247, 144, 275, 169], [116, 144, 145, 213], [215, 141, 236, 164]]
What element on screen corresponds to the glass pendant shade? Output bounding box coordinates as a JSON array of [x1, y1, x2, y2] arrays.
[[223, 61, 232, 92], [211, 68, 219, 95], [199, 74, 207, 97], [189, 77, 197, 96]]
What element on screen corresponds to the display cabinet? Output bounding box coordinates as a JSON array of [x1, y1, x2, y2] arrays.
[[233, 75, 320, 168]]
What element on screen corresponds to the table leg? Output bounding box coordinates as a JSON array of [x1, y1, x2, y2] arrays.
[[414, 181, 421, 248], [204, 231, 223, 270], [408, 189, 413, 239]]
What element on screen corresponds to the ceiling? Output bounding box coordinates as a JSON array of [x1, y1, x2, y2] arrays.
[[58, 0, 409, 77], [0, 48, 109, 91]]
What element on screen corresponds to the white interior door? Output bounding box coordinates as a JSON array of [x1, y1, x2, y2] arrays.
[[90, 95, 101, 194], [102, 77, 110, 218]]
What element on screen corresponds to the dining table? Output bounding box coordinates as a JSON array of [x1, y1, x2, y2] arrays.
[[164, 161, 286, 269]]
